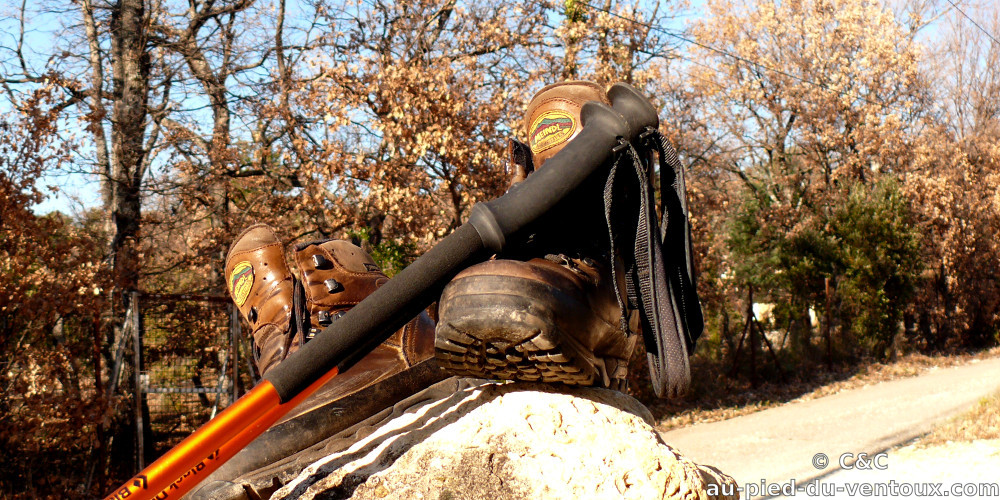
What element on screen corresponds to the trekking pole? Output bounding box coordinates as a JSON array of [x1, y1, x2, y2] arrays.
[[103, 368, 339, 500], [105, 85, 658, 500]]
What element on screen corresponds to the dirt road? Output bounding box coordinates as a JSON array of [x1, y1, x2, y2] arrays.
[[659, 357, 1000, 497]]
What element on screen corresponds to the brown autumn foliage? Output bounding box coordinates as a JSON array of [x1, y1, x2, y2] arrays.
[[137, 0, 684, 288], [0, 88, 110, 496], [0, 0, 998, 497], [678, 0, 997, 362], [903, 7, 1000, 349]]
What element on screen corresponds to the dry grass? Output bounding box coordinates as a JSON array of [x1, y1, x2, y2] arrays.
[[916, 391, 1000, 447], [652, 346, 1000, 432]]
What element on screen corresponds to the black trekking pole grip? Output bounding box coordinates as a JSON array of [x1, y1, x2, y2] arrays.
[[468, 84, 658, 254], [607, 82, 659, 134], [264, 100, 655, 402]]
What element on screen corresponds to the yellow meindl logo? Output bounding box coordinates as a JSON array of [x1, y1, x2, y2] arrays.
[[529, 110, 576, 154], [230, 261, 254, 307]]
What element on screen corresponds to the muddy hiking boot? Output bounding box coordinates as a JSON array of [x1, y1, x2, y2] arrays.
[[435, 81, 703, 397], [436, 254, 637, 389], [204, 226, 440, 499], [436, 81, 638, 390]]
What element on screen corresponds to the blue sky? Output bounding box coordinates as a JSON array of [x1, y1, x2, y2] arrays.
[[14, 0, 994, 217], [13, 0, 703, 217]]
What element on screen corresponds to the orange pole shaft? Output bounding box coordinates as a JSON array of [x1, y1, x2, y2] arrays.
[[104, 367, 339, 500]]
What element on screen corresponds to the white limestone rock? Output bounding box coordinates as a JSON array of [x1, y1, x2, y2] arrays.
[[273, 378, 736, 500]]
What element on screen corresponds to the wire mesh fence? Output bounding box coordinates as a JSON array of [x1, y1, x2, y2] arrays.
[[134, 293, 253, 458]]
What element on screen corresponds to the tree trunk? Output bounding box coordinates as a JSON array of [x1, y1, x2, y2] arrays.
[[108, 0, 152, 475], [109, 0, 150, 299], [788, 302, 815, 360]]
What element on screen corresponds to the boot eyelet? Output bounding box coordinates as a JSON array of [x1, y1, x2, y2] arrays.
[[312, 254, 333, 270], [324, 278, 343, 293]]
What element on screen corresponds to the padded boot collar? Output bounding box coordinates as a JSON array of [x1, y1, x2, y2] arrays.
[[523, 81, 609, 168], [225, 224, 303, 375]]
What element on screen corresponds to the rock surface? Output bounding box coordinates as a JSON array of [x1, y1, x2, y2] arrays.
[[271, 378, 736, 500]]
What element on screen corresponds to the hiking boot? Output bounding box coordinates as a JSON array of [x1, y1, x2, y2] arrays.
[[435, 254, 636, 389], [226, 226, 435, 382], [294, 239, 436, 394], [525, 80, 608, 168], [212, 230, 443, 496], [225, 224, 305, 376], [435, 81, 638, 390], [505, 80, 609, 186]]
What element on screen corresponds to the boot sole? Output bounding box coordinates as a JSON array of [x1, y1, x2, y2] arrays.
[[435, 275, 609, 386]]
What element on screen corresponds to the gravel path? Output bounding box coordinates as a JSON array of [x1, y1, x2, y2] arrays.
[[658, 357, 1000, 498]]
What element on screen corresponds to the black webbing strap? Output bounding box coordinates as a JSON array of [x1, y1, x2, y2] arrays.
[[648, 131, 704, 348], [507, 137, 534, 187], [603, 140, 632, 335], [603, 134, 695, 398]]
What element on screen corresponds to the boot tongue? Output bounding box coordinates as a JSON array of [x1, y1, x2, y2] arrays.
[[323, 240, 383, 274]]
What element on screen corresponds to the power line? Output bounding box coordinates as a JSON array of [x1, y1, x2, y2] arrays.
[[944, 0, 1000, 46], [561, 0, 918, 110], [592, 4, 832, 87]]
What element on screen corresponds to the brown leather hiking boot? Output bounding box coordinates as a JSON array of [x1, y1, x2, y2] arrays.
[[435, 255, 636, 389], [435, 81, 638, 389], [226, 224, 305, 376], [507, 81, 609, 186], [225, 226, 435, 382], [293, 239, 436, 395], [211, 231, 442, 497]]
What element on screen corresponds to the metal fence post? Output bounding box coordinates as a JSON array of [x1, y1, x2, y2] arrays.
[[131, 290, 145, 470]]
